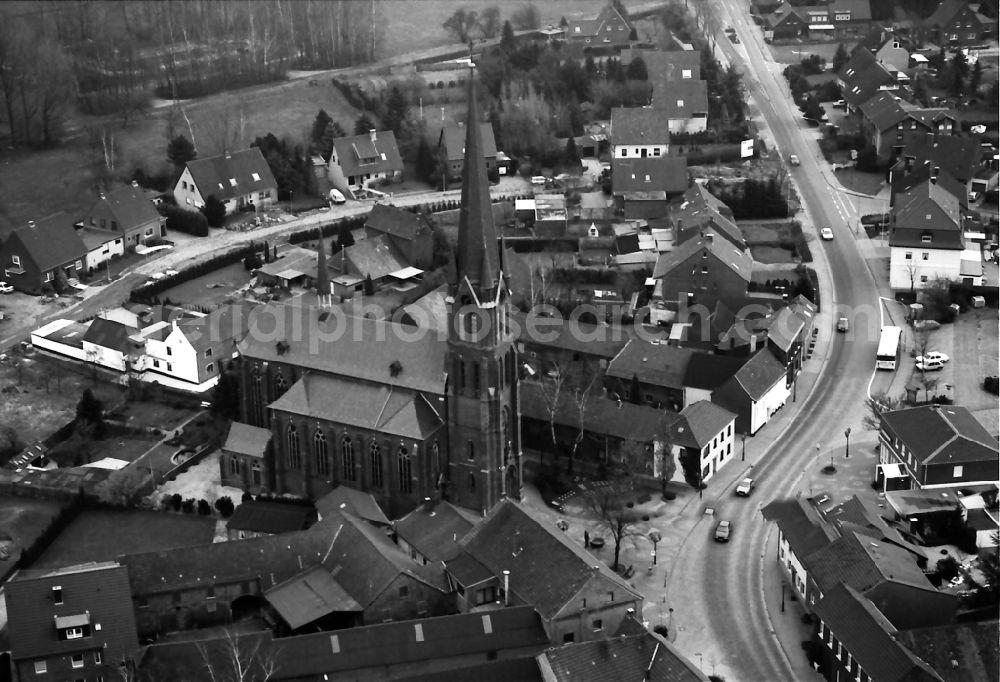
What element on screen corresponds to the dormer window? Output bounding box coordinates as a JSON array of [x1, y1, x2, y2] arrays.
[[251, 172, 261, 181], [921, 233, 932, 243], [52, 586, 62, 604], [229, 178, 237, 187], [677, 99, 684, 107]]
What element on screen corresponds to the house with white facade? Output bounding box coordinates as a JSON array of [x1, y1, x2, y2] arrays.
[[77, 226, 125, 273], [328, 130, 403, 195], [888, 176, 981, 291], [610, 107, 670, 159], [173, 148, 277, 214], [668, 400, 738, 484], [650, 79, 709, 134], [711, 348, 789, 434]]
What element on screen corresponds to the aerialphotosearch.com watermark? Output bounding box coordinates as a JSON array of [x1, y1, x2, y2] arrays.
[[181, 296, 895, 353]]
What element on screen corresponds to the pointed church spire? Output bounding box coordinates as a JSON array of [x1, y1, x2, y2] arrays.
[[454, 64, 500, 293], [315, 228, 330, 296]]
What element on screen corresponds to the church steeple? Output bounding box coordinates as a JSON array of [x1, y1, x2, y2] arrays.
[[454, 68, 500, 294]]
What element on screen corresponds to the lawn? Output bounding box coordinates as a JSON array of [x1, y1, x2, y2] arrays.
[[749, 244, 797, 263], [30, 509, 215, 569], [158, 261, 252, 307], [111, 400, 199, 432], [0, 496, 64, 582], [835, 168, 886, 197], [767, 41, 853, 66], [87, 429, 160, 464]]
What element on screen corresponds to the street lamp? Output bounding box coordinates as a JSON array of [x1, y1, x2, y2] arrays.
[[649, 528, 661, 566], [844, 427, 852, 459]]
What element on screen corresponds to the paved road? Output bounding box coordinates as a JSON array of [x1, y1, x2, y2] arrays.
[[659, 4, 889, 681]]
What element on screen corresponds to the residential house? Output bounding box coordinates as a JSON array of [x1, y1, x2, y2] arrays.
[[330, 233, 411, 288], [611, 156, 690, 219], [5, 562, 139, 682], [604, 338, 694, 411], [925, 0, 996, 46], [890, 133, 985, 188], [888, 176, 980, 291], [536, 620, 709, 681], [791, 0, 873, 40], [79, 181, 167, 250], [650, 79, 709, 133], [173, 148, 277, 214], [876, 405, 1000, 491], [669, 400, 738, 484], [811, 584, 944, 682], [81, 317, 136, 372], [765, 6, 809, 40], [438, 120, 498, 184], [254, 245, 319, 290], [225, 499, 313, 540], [837, 48, 899, 112], [610, 107, 670, 160], [394, 499, 480, 565], [651, 230, 754, 312], [512, 311, 630, 383], [364, 203, 435, 270], [889, 165, 968, 210], [620, 49, 700, 81], [895, 621, 1000, 682], [0, 216, 88, 294], [77, 224, 125, 273], [763, 497, 842, 604], [136, 607, 551, 682], [855, 28, 911, 72], [766, 295, 818, 388], [448, 499, 643, 644], [566, 4, 634, 50], [328, 129, 403, 194], [711, 348, 789, 434], [858, 91, 957, 162], [681, 352, 748, 405]]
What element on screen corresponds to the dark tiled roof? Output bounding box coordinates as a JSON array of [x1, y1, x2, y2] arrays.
[[330, 130, 403, 179], [605, 338, 694, 389], [728, 349, 786, 401], [891, 165, 968, 208], [859, 90, 911, 131], [77, 225, 123, 250], [896, 620, 1000, 682], [926, 0, 973, 27], [813, 584, 943, 682], [226, 500, 312, 534], [620, 49, 701, 80], [394, 500, 480, 562], [652, 79, 709, 118], [672, 400, 736, 449], [460, 500, 641, 619], [511, 311, 630, 359], [269, 373, 443, 441], [767, 300, 815, 353], [82, 317, 135, 354], [567, 4, 634, 38], [176, 301, 256, 354], [7, 562, 138, 663], [898, 134, 983, 183], [652, 232, 753, 281], [315, 485, 390, 526], [84, 183, 163, 230], [682, 352, 747, 390], [893, 177, 961, 231], [186, 148, 277, 202], [762, 497, 839, 558], [807, 531, 934, 595], [839, 49, 896, 107], [610, 107, 671, 146], [538, 630, 707, 682], [365, 203, 430, 241], [10, 213, 88, 272], [395, 657, 544, 682], [264, 565, 361, 629], [222, 422, 271, 458], [238, 300, 448, 395], [336, 233, 409, 279], [881, 405, 999, 466], [438, 121, 498, 162], [612, 156, 689, 194]]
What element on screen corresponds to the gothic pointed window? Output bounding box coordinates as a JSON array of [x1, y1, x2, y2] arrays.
[[286, 423, 301, 470], [369, 439, 383, 488], [250, 367, 263, 426], [341, 435, 355, 481], [251, 460, 261, 486], [432, 441, 441, 480], [314, 430, 329, 477], [472, 362, 480, 394], [397, 446, 412, 494], [229, 455, 240, 476]]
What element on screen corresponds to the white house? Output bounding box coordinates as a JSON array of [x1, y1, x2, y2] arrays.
[[711, 349, 790, 435], [668, 400, 738, 484], [77, 226, 125, 272], [610, 107, 670, 160], [328, 129, 404, 194], [762, 497, 838, 605], [30, 319, 90, 363], [173, 148, 277, 215]]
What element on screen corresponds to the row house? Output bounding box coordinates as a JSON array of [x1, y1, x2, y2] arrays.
[[566, 4, 634, 50], [78, 181, 166, 250], [437, 120, 499, 185]]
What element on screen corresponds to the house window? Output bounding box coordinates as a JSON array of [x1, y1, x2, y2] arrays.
[[653, 148, 661, 156], [621, 149, 627, 157], [920, 275, 928, 283], [677, 99, 684, 107], [399, 585, 408, 598], [251, 459, 262, 485], [34, 660, 47, 674], [592, 618, 604, 631], [205, 348, 213, 357], [563, 632, 575, 643], [167, 363, 172, 372], [74, 260, 82, 269], [44, 271, 53, 282], [11, 255, 20, 267], [229, 455, 240, 476], [953, 465, 963, 478], [71, 654, 84, 668], [251, 172, 261, 182], [52, 586, 63, 604], [467, 440, 475, 460], [229, 178, 237, 187], [921, 252, 929, 260], [369, 439, 383, 487], [397, 446, 412, 493], [94, 651, 102, 664], [65, 627, 84, 639], [101, 218, 106, 228], [153, 359, 160, 368], [205, 363, 215, 374], [905, 252, 912, 260], [468, 472, 476, 491], [682, 69, 692, 78]]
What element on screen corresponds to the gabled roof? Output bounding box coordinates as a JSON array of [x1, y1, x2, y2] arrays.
[[621, 49, 701, 80], [394, 500, 480, 563], [7, 214, 88, 272], [671, 401, 736, 449], [459, 499, 641, 619], [762, 497, 840, 558], [264, 565, 361, 629], [605, 338, 693, 389], [269, 373, 444, 441], [82, 317, 135, 353], [331, 130, 403, 178], [893, 176, 962, 231], [185, 148, 277, 202], [813, 584, 943, 682], [652, 232, 753, 281], [222, 422, 271, 459], [537, 629, 708, 682], [365, 203, 431, 241], [682, 352, 747, 390], [898, 134, 983, 183], [315, 485, 391, 526], [512, 311, 629, 360], [859, 90, 912, 131], [567, 3, 634, 38], [880, 405, 999, 466], [239, 300, 447, 395], [891, 164, 968, 209], [652, 79, 709, 118], [83, 182, 163, 230], [226, 500, 312, 534], [612, 156, 689, 195], [838, 48, 896, 107], [335, 233, 409, 280], [77, 225, 123, 251], [438, 121, 498, 162], [610, 107, 672, 146], [175, 301, 256, 354], [767, 299, 815, 352], [726, 349, 786, 401], [896, 620, 1000, 682], [807, 531, 935, 595], [925, 0, 977, 28], [7, 562, 138, 663]]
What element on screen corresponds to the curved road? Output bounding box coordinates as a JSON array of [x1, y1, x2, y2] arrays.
[[664, 4, 888, 681]]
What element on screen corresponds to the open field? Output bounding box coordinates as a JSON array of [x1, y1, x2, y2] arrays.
[[767, 41, 852, 66], [88, 430, 160, 464], [0, 496, 64, 581], [31, 508, 215, 569], [159, 261, 252, 308]]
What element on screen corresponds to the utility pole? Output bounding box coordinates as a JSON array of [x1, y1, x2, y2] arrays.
[[844, 427, 851, 459]]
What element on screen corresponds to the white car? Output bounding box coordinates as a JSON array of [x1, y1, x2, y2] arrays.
[[915, 358, 945, 372], [915, 352, 950, 364], [788, 154, 800, 166], [531, 176, 548, 186], [736, 478, 754, 496], [821, 227, 834, 240], [328, 189, 346, 205], [0, 282, 13, 294]]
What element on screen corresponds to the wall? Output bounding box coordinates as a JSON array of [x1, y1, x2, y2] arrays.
[[550, 574, 641, 645], [81, 340, 127, 372], [84, 238, 125, 271], [888, 245, 964, 290], [696, 418, 736, 483], [363, 573, 449, 625], [173, 167, 205, 210], [922, 459, 999, 489], [612, 144, 668, 160]]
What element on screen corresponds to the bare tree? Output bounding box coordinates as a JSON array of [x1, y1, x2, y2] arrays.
[[862, 391, 904, 430], [566, 366, 598, 476], [584, 439, 650, 571], [531, 359, 570, 466], [196, 631, 281, 682], [95, 467, 148, 508]]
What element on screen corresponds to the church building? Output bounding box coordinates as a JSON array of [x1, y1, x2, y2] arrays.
[[223, 72, 521, 517]]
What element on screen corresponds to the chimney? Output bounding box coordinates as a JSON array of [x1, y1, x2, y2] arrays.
[[369, 129, 377, 144], [225, 150, 231, 159], [423, 496, 433, 512], [503, 570, 510, 606], [131, 180, 139, 188], [705, 232, 714, 243]]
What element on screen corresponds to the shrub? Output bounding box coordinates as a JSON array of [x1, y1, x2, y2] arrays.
[[214, 496, 235, 517], [197, 499, 212, 515], [201, 195, 227, 228], [182, 498, 196, 513], [936, 556, 960, 580], [984, 376, 999, 395], [160, 203, 209, 237], [170, 493, 183, 511]]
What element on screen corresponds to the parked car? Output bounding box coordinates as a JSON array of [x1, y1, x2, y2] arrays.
[[915, 358, 945, 372], [833, 99, 846, 109], [821, 227, 834, 240], [0, 282, 13, 294], [789, 154, 800, 166], [328, 189, 346, 204], [531, 176, 547, 186], [736, 478, 754, 496], [837, 316, 849, 332], [915, 352, 950, 364], [714, 520, 732, 542], [913, 319, 941, 331]]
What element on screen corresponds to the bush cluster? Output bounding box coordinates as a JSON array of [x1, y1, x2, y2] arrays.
[[160, 203, 209, 237]]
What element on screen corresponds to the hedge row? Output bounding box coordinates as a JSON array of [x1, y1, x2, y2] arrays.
[[160, 204, 209, 237]]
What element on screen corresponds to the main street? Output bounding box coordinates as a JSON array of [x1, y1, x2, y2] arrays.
[[659, 4, 890, 681]]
